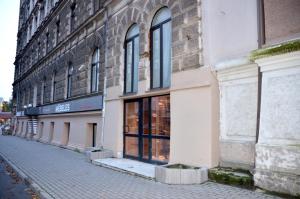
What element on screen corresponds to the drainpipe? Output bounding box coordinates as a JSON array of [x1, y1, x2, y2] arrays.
[[255, 0, 264, 144], [255, 68, 262, 144], [253, 0, 264, 175], [100, 7, 108, 150]]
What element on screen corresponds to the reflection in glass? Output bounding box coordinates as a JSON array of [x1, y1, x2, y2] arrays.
[[133, 36, 139, 92], [143, 98, 149, 135], [151, 96, 170, 136], [162, 22, 171, 87], [124, 95, 170, 163], [152, 29, 160, 88], [143, 138, 149, 159], [125, 24, 139, 93], [152, 8, 172, 26], [126, 42, 133, 93], [124, 102, 139, 134], [152, 139, 169, 162], [125, 137, 138, 157]]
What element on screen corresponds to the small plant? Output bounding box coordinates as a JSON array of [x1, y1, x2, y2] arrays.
[[250, 39, 300, 61], [208, 167, 254, 189]]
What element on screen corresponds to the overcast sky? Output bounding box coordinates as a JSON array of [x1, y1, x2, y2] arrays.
[[0, 1, 20, 101]]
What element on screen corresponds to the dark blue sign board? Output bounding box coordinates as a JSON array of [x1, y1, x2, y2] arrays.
[[25, 95, 103, 116]]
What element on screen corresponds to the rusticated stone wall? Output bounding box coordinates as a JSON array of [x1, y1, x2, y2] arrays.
[[105, 0, 203, 88]]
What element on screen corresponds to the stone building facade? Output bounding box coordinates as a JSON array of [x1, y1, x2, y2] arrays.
[[13, 0, 300, 196]]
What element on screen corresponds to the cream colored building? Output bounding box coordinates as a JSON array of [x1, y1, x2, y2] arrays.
[[13, 0, 300, 196]]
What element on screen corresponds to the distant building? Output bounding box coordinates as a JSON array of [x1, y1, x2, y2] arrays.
[[13, 0, 300, 196]]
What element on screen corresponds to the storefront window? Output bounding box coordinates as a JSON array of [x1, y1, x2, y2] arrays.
[[152, 138, 170, 162], [124, 95, 170, 163], [151, 95, 170, 136], [124, 101, 139, 135]]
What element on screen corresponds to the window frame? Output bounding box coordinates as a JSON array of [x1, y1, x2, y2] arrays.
[[150, 10, 172, 89], [123, 94, 171, 164], [56, 19, 60, 45], [52, 71, 56, 102], [70, 3, 76, 32], [91, 48, 100, 93], [45, 32, 49, 54], [124, 25, 139, 94], [42, 78, 46, 105], [67, 65, 73, 98]]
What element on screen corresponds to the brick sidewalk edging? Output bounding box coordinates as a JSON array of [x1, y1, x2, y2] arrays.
[[0, 151, 54, 199]]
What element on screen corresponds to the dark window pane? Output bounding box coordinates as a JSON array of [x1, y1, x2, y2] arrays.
[[143, 98, 149, 135], [143, 138, 149, 160], [91, 49, 100, 93]]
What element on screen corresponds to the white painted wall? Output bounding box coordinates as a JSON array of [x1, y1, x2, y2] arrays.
[[202, 0, 259, 67]]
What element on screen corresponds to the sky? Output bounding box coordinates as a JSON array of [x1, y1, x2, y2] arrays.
[[0, 1, 20, 101]]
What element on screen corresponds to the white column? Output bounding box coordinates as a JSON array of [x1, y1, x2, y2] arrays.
[[254, 51, 300, 196], [217, 61, 258, 169]]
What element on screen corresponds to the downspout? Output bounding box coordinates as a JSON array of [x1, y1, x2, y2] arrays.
[[255, 0, 264, 144], [255, 69, 262, 144], [100, 6, 108, 149], [253, 0, 264, 174]]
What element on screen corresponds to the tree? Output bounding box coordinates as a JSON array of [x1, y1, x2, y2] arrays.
[[1, 101, 11, 112]]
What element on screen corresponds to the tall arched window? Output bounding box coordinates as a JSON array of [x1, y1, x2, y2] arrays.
[[67, 64, 73, 98], [91, 48, 100, 93], [70, 2, 76, 32], [150, 7, 172, 89], [51, 71, 56, 102], [124, 24, 139, 93], [41, 77, 46, 105]]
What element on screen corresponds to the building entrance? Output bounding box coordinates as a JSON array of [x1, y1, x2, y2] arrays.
[[124, 95, 170, 164]]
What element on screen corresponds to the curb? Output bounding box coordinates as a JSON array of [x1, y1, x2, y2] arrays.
[[0, 151, 54, 199]]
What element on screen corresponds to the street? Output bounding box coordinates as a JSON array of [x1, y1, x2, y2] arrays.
[[0, 157, 37, 199]]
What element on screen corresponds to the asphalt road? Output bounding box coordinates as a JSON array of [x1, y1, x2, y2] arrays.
[[0, 157, 36, 199]]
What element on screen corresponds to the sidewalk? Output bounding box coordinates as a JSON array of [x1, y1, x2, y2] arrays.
[[0, 136, 278, 199]]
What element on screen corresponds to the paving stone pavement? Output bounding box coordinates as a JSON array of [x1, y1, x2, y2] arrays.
[[0, 136, 280, 199]]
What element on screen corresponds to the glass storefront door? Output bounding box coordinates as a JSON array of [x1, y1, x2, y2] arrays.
[[124, 95, 170, 164]]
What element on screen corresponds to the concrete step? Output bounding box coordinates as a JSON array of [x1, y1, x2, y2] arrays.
[[92, 158, 155, 179]]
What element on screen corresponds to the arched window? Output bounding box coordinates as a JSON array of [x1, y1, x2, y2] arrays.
[[150, 7, 172, 89], [51, 71, 56, 102], [41, 77, 46, 105], [67, 64, 73, 98], [91, 48, 100, 93], [70, 2, 76, 32], [124, 24, 139, 93]]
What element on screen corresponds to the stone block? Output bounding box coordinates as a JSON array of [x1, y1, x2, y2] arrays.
[[220, 140, 255, 170], [85, 149, 113, 162], [155, 164, 208, 184], [182, 53, 199, 69]]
